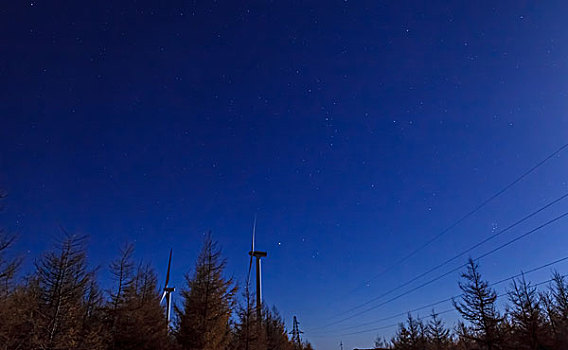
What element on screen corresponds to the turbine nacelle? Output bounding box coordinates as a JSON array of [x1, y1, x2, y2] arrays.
[[249, 250, 267, 258]]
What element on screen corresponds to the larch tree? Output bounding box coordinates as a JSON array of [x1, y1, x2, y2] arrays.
[[107, 242, 136, 349], [0, 192, 20, 297], [110, 260, 170, 350], [109, 243, 135, 313], [105, 243, 170, 350], [453, 259, 502, 350], [427, 310, 451, 350], [231, 282, 262, 350], [0, 199, 25, 350], [176, 233, 237, 350], [34, 233, 103, 350], [507, 276, 548, 350], [391, 313, 426, 350], [263, 306, 294, 350], [547, 272, 568, 349]]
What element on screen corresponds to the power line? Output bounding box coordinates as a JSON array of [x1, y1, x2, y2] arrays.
[[320, 254, 568, 335], [320, 210, 568, 328], [334, 142, 568, 303], [338, 273, 566, 337], [341, 308, 457, 337], [331, 191, 568, 320]]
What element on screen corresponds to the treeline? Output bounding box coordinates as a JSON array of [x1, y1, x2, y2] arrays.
[[373, 259, 568, 350], [0, 227, 314, 350]]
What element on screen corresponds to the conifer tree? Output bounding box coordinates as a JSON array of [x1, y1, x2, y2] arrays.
[[455, 321, 476, 350], [391, 313, 426, 350], [507, 276, 548, 350], [110, 262, 170, 350], [0, 233, 19, 298], [0, 277, 43, 350], [106, 243, 170, 350], [427, 310, 451, 350], [109, 243, 135, 312], [264, 306, 294, 350], [0, 230, 22, 347], [374, 335, 391, 349], [232, 282, 262, 350], [34, 233, 101, 349], [0, 192, 20, 297], [176, 233, 237, 350], [453, 259, 502, 350], [546, 272, 568, 349]]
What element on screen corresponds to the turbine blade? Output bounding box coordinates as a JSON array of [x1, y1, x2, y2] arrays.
[[251, 215, 256, 253], [165, 249, 172, 286], [160, 290, 167, 303], [247, 256, 253, 284]]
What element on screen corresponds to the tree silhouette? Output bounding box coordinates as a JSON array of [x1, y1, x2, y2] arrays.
[[264, 306, 294, 350], [0, 192, 20, 298], [453, 259, 502, 350], [231, 281, 261, 350], [34, 233, 103, 349], [391, 313, 426, 350], [176, 233, 237, 350], [507, 275, 548, 350], [427, 310, 451, 350]]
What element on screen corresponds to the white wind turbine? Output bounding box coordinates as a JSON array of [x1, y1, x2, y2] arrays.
[[161, 249, 175, 329], [248, 217, 267, 321]]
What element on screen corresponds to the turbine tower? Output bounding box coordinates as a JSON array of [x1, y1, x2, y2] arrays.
[[248, 217, 267, 321], [160, 249, 175, 329]]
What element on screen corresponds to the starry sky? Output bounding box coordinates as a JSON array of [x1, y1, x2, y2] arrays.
[[2, 1, 568, 349]]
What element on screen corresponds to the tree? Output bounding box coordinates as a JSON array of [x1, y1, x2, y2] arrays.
[[0, 277, 43, 350], [33, 233, 104, 349], [507, 276, 548, 350], [0, 191, 20, 297], [453, 259, 502, 350], [109, 260, 170, 350], [264, 306, 294, 350], [455, 321, 476, 350], [427, 310, 451, 350], [374, 335, 392, 349], [109, 243, 135, 312], [544, 272, 568, 349], [231, 282, 262, 350], [176, 233, 237, 350], [0, 202, 23, 348], [391, 313, 427, 350]]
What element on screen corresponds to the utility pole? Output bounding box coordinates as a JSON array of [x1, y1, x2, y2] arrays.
[[340, 340, 344, 350], [290, 316, 304, 348]]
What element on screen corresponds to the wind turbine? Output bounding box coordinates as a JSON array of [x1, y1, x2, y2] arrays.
[[161, 249, 175, 329], [248, 217, 267, 321]]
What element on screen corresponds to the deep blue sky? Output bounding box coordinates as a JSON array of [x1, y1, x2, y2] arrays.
[[2, 1, 568, 349]]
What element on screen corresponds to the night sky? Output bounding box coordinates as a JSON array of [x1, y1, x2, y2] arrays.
[[2, 1, 568, 349]]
